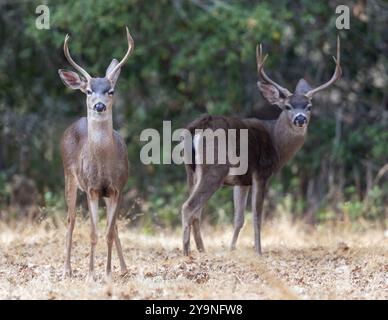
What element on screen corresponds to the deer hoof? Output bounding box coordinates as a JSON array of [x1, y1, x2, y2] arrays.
[[86, 272, 97, 283], [120, 268, 129, 277], [104, 272, 113, 284], [63, 267, 72, 278]]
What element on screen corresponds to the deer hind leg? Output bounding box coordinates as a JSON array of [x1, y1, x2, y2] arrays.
[[63, 174, 77, 277], [87, 191, 99, 280], [105, 192, 121, 277], [185, 166, 205, 252], [230, 185, 250, 251], [182, 165, 228, 256], [192, 212, 205, 252], [252, 177, 268, 255], [185, 165, 195, 194]]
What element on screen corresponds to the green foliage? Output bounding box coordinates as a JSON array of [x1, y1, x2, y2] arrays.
[[0, 0, 387, 225], [0, 172, 10, 207], [148, 183, 187, 228]]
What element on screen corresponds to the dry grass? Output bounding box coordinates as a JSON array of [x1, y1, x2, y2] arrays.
[[0, 215, 387, 300]]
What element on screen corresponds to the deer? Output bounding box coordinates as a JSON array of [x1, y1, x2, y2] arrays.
[[181, 37, 341, 256], [58, 27, 134, 279]]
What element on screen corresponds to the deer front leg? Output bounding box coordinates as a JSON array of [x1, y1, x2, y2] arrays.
[[105, 196, 128, 276], [252, 178, 267, 255], [64, 175, 77, 277], [87, 191, 99, 281], [105, 192, 121, 277], [113, 224, 128, 276], [230, 185, 250, 250]]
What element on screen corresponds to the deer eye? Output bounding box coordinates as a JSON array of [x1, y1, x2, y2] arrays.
[[86, 89, 92, 95], [306, 105, 312, 111], [285, 104, 292, 110], [108, 90, 114, 96]]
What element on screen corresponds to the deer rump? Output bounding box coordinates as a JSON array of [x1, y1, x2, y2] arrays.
[[185, 114, 279, 186]]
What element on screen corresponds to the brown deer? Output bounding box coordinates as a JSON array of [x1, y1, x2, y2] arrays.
[[58, 27, 133, 279], [182, 37, 341, 256]]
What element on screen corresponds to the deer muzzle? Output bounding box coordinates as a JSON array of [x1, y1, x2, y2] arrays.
[[293, 114, 307, 127], [94, 102, 106, 113]]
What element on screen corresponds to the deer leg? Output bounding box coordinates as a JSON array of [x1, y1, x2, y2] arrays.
[[64, 175, 77, 277], [185, 165, 195, 195], [104, 195, 127, 276], [192, 209, 205, 252], [186, 166, 205, 252], [252, 178, 268, 255], [105, 192, 120, 277], [230, 185, 250, 250], [87, 191, 99, 280], [113, 224, 128, 275], [182, 166, 228, 256], [182, 168, 194, 256]]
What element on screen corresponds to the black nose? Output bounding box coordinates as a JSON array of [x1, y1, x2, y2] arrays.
[[94, 102, 106, 113], [294, 114, 307, 127]]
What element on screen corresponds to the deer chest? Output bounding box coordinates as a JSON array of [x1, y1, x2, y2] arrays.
[[75, 153, 126, 196]]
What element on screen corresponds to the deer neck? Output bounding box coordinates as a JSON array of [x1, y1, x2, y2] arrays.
[[87, 110, 114, 154], [271, 111, 307, 169]]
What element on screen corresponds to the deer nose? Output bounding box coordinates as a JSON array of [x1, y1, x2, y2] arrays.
[[293, 114, 307, 127], [94, 102, 106, 113]]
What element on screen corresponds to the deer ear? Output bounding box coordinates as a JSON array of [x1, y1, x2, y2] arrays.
[[106, 59, 121, 87], [258, 82, 283, 106], [295, 78, 312, 95], [58, 69, 86, 91]]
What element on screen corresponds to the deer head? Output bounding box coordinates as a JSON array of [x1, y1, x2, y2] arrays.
[[256, 36, 341, 129], [58, 27, 134, 121]]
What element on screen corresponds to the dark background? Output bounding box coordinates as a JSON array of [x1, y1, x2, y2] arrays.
[[0, 0, 387, 228]]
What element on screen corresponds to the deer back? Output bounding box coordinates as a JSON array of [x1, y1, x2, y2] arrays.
[[186, 114, 278, 185]]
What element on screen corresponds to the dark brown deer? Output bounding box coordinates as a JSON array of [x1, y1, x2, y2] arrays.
[[58, 27, 133, 279], [182, 37, 341, 256]]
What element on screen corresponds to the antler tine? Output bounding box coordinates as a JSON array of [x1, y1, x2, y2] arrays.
[[305, 35, 342, 98], [256, 44, 268, 74], [107, 26, 134, 80], [63, 34, 91, 81], [256, 43, 292, 97]]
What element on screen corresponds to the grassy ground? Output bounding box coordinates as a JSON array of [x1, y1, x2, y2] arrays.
[[0, 215, 387, 300]]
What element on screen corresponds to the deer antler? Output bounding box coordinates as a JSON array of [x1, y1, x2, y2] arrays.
[[256, 43, 292, 97], [63, 34, 91, 81], [305, 36, 342, 98], [107, 26, 134, 80]]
